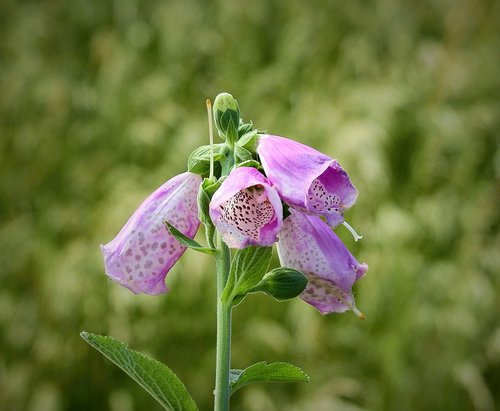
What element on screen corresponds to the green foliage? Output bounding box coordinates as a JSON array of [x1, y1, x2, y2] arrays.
[[230, 362, 309, 395], [81, 332, 198, 411], [165, 222, 215, 256], [222, 246, 273, 306], [187, 144, 225, 176], [1, 0, 499, 410]]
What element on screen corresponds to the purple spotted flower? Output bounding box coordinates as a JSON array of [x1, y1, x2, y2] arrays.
[[209, 167, 283, 249], [101, 172, 201, 295], [257, 134, 358, 228], [277, 209, 368, 316]]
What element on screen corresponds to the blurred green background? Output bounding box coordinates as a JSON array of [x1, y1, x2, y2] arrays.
[[1, 0, 499, 410]]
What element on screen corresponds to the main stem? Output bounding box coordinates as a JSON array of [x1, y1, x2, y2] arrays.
[[214, 234, 232, 411]]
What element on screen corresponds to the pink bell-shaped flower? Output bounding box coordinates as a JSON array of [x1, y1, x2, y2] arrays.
[[258, 134, 358, 227], [209, 167, 283, 249], [277, 209, 368, 315], [101, 172, 201, 295]]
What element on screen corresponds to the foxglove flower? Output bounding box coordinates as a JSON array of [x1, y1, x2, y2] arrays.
[[209, 167, 282, 248], [258, 135, 358, 228], [101, 172, 201, 295], [277, 209, 368, 315]]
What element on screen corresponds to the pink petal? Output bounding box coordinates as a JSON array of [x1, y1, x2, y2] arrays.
[[101, 172, 201, 295], [258, 134, 358, 227], [277, 209, 368, 315], [209, 167, 282, 248]]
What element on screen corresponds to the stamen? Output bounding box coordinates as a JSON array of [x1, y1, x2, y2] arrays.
[[206, 99, 214, 180], [342, 221, 363, 242]]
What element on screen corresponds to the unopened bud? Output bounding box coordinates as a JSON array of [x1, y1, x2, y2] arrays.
[[253, 267, 308, 301], [213, 92, 240, 145]]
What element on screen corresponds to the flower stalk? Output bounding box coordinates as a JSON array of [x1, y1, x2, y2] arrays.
[[214, 234, 232, 411]]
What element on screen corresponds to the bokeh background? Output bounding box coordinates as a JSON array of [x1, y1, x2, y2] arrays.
[[1, 0, 499, 410]]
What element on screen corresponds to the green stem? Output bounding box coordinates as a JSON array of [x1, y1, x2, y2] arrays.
[[214, 234, 232, 411]]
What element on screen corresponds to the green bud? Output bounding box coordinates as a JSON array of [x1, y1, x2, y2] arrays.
[[252, 267, 308, 301], [213, 92, 240, 146]]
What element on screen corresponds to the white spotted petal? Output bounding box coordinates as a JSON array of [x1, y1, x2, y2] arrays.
[[209, 167, 283, 249], [277, 209, 368, 315], [101, 172, 201, 295]]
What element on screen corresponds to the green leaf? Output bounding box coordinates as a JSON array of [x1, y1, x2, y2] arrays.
[[230, 362, 310, 395], [80, 332, 198, 411], [251, 267, 308, 301], [187, 144, 225, 175], [222, 246, 273, 306], [165, 222, 215, 256]]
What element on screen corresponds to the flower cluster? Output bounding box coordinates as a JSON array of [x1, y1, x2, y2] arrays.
[[101, 94, 367, 315]]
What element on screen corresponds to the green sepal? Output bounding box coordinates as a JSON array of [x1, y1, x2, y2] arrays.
[[229, 361, 310, 395], [238, 121, 254, 137], [197, 177, 219, 226], [236, 129, 258, 153], [202, 176, 223, 196], [197, 177, 222, 248], [222, 246, 273, 306], [224, 116, 239, 147], [187, 144, 225, 176], [80, 332, 198, 411], [235, 160, 262, 170], [234, 143, 253, 162], [165, 222, 215, 256], [251, 267, 308, 301]]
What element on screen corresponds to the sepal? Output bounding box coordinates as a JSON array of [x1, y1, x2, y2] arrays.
[[238, 121, 254, 137], [197, 177, 221, 226], [234, 144, 253, 162], [236, 129, 258, 153], [235, 159, 262, 170]]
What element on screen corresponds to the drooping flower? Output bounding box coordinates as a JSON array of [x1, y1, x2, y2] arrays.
[[277, 209, 368, 315], [257, 134, 358, 228], [209, 167, 283, 248], [101, 172, 201, 295]]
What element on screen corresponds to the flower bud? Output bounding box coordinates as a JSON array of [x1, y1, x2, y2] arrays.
[[253, 267, 308, 301], [213, 92, 240, 146]]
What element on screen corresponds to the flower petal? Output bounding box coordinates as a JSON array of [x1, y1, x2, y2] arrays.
[[277, 209, 368, 314], [257, 134, 358, 227], [101, 172, 201, 295], [209, 167, 282, 248]]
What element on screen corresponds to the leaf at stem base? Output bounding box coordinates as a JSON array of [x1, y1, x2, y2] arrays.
[[81, 332, 198, 411]]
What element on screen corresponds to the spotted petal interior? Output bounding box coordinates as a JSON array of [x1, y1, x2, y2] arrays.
[[218, 185, 274, 243]]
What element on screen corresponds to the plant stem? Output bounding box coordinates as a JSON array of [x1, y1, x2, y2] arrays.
[[214, 234, 232, 411]]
